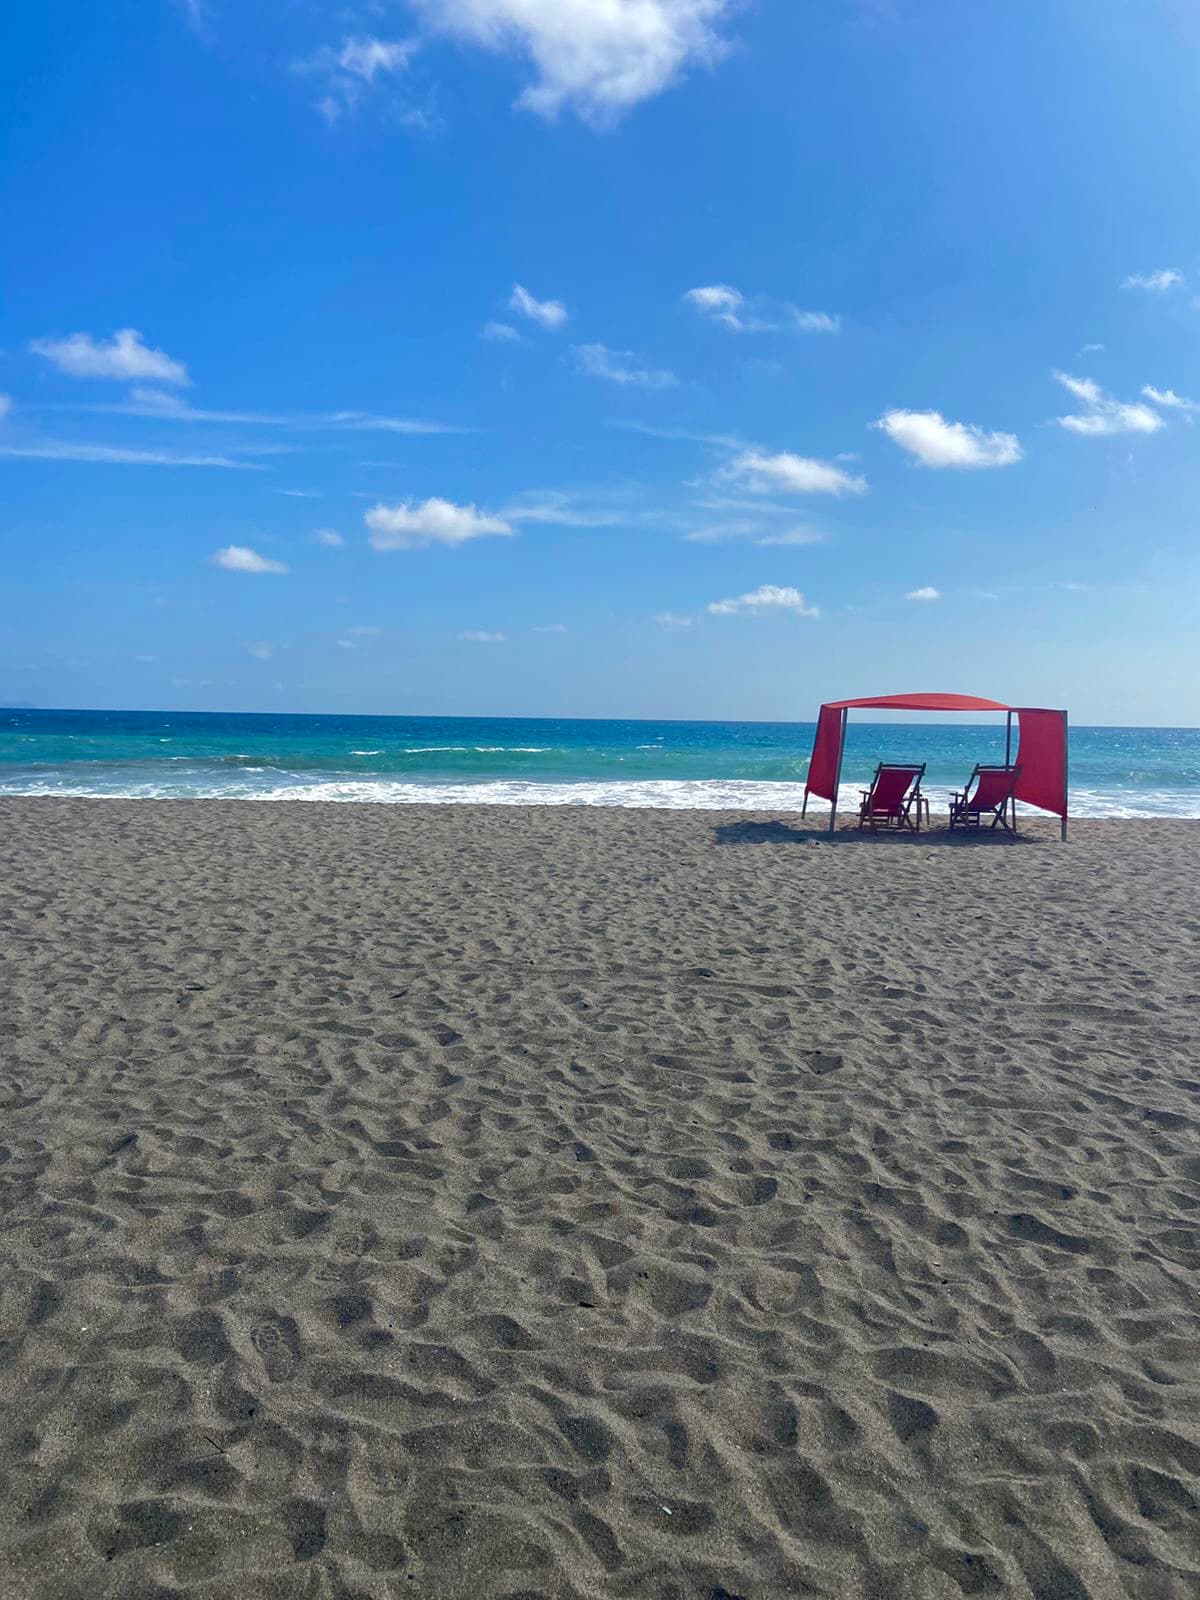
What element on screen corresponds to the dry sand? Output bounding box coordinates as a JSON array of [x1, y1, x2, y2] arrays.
[[1, 797, 1198, 1600]]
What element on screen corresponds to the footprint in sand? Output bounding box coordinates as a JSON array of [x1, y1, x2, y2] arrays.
[[251, 1315, 303, 1382]]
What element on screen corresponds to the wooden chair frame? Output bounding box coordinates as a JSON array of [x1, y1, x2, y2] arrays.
[[857, 762, 927, 833], [948, 763, 1022, 835]]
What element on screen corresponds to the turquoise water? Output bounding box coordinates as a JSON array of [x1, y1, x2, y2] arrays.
[[2, 708, 1198, 817]]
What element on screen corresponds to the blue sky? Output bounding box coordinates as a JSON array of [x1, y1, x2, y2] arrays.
[[3, 0, 1199, 724]]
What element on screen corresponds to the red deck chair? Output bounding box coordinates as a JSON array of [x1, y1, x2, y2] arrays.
[[857, 762, 926, 832], [948, 764, 1021, 835]]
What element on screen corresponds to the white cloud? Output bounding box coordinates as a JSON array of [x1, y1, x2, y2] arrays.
[[279, 488, 323, 499], [683, 284, 837, 334], [533, 622, 567, 633], [0, 394, 11, 419], [574, 343, 676, 388], [0, 440, 257, 468], [1142, 385, 1198, 411], [482, 321, 521, 341], [875, 408, 1022, 468], [725, 448, 866, 496], [247, 642, 274, 659], [708, 584, 819, 618], [134, 653, 159, 663], [211, 545, 289, 574], [366, 496, 513, 549], [685, 284, 760, 331], [1121, 269, 1183, 293], [905, 586, 941, 602], [30, 329, 189, 385], [1053, 372, 1163, 436], [409, 0, 732, 124], [295, 36, 416, 124], [508, 283, 567, 329], [337, 639, 356, 649], [654, 611, 693, 626], [460, 630, 507, 642], [1080, 342, 1105, 354], [312, 528, 344, 546], [792, 310, 839, 333]]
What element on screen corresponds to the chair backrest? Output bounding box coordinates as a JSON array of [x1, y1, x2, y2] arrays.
[[868, 763, 924, 811], [968, 764, 1021, 809]]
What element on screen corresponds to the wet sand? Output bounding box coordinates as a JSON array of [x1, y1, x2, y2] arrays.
[[1, 798, 1198, 1598]]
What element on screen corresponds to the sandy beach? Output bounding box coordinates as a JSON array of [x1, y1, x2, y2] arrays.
[[1, 796, 1198, 1599]]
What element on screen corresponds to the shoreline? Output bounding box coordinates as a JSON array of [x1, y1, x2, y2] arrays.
[[3, 789, 1200, 820]]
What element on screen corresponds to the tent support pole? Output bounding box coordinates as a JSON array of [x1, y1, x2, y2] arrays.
[[1006, 711, 1015, 832], [1061, 710, 1069, 841], [829, 708, 848, 835]]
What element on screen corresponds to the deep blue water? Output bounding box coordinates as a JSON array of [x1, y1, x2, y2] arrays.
[[2, 708, 1198, 816]]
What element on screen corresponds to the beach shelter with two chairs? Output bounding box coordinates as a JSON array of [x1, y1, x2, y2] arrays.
[[801, 693, 1069, 840]]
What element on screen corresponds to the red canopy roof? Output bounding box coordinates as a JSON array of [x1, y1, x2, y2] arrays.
[[824, 692, 1012, 713]]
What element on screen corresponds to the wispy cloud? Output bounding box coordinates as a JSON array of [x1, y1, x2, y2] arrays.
[[724, 448, 865, 496], [1053, 372, 1163, 436], [684, 284, 838, 334], [533, 622, 567, 633], [460, 630, 507, 643], [0, 440, 258, 468], [654, 611, 694, 627], [509, 283, 567, 329], [0, 394, 11, 420], [501, 490, 621, 527], [905, 586, 941, 602], [294, 36, 418, 125], [31, 329, 189, 385], [1142, 385, 1198, 412], [366, 496, 512, 549], [683, 517, 824, 547], [246, 642, 274, 659], [278, 488, 322, 499], [875, 408, 1022, 468], [409, 0, 733, 124], [70, 390, 464, 435], [575, 343, 677, 388], [173, 0, 207, 33], [482, 321, 521, 342], [708, 584, 819, 618], [312, 528, 344, 546], [1121, 268, 1183, 293], [757, 525, 826, 546], [211, 546, 289, 573], [611, 420, 745, 450]]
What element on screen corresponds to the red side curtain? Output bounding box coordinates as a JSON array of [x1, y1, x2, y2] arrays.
[[805, 704, 844, 802], [1014, 709, 1067, 817]]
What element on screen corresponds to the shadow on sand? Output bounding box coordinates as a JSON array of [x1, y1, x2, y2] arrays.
[[714, 819, 1035, 848]]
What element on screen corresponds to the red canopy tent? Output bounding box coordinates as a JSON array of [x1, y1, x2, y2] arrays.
[[801, 693, 1069, 839]]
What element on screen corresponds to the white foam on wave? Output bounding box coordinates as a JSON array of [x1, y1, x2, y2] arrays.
[[1, 774, 1198, 817]]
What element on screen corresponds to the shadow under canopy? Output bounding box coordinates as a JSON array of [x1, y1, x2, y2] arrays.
[[801, 693, 1070, 840]]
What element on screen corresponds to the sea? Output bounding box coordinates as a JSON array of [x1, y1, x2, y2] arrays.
[[2, 708, 1198, 817]]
